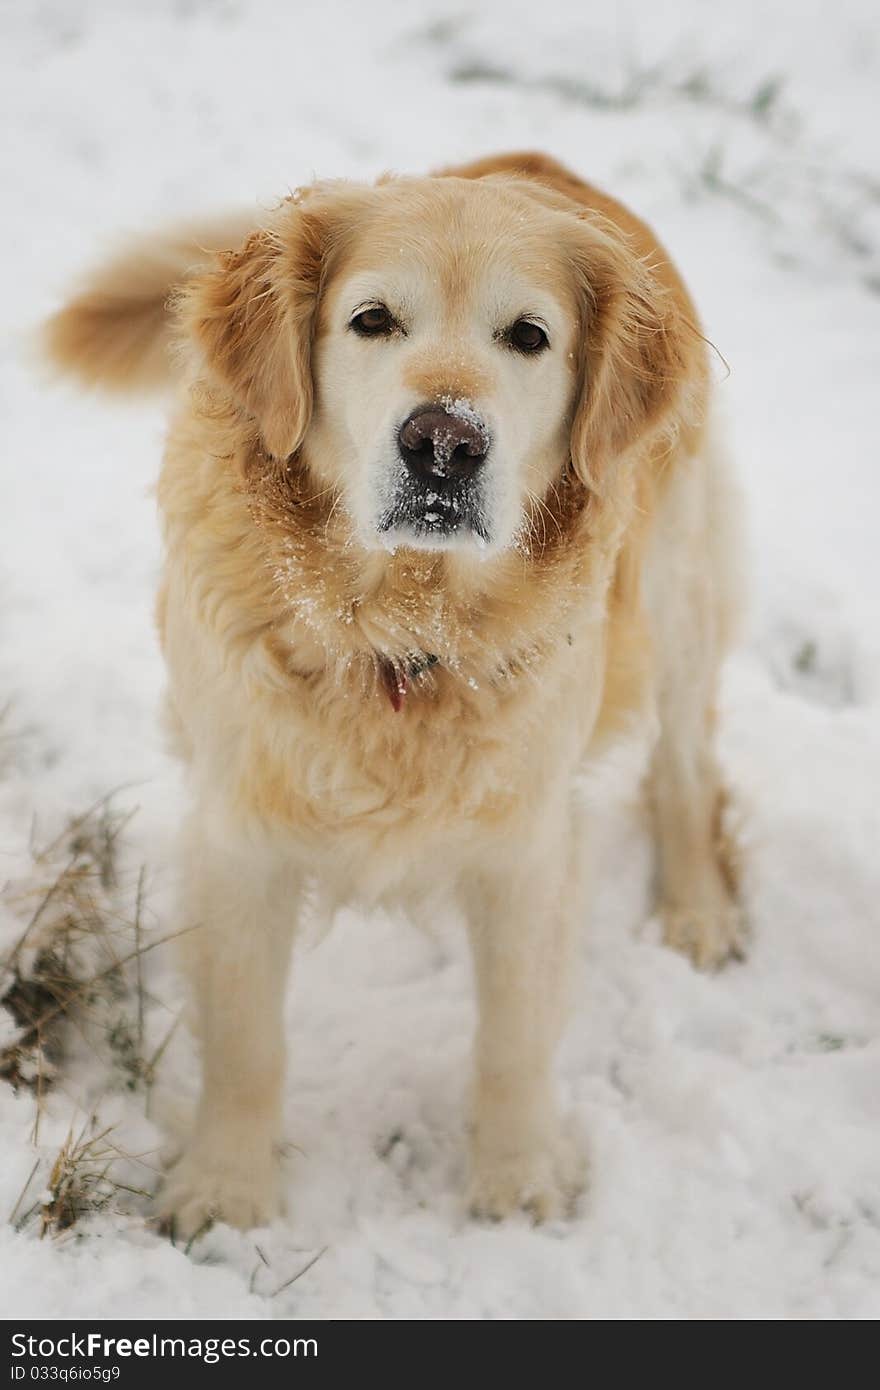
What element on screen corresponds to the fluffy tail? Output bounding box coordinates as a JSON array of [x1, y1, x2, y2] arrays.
[[42, 211, 260, 392]]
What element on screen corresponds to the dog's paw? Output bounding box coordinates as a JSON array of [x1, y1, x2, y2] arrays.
[[157, 1144, 281, 1240], [662, 899, 747, 971], [467, 1134, 585, 1223]]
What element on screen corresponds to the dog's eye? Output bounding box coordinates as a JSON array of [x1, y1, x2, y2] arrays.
[[507, 319, 549, 355], [350, 305, 397, 337]]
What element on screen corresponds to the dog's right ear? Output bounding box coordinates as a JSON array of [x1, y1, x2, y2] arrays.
[[177, 214, 323, 460]]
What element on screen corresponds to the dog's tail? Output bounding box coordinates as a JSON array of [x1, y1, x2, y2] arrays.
[[42, 211, 259, 393]]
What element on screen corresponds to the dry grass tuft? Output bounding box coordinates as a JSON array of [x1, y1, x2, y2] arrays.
[[8, 1115, 155, 1237], [39, 1120, 121, 1235], [0, 794, 184, 1237], [0, 795, 138, 1095], [0, 794, 156, 1104]]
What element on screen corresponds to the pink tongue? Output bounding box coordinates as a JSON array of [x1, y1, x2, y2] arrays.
[[378, 657, 408, 712]]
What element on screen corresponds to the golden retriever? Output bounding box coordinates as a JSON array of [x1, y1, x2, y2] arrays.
[[44, 151, 744, 1233]]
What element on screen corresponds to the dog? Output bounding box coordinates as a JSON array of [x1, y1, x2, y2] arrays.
[[44, 151, 744, 1233]]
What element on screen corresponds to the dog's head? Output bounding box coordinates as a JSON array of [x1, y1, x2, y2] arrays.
[[180, 172, 695, 555]]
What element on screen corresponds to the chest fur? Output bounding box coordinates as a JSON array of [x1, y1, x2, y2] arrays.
[[157, 420, 625, 854]]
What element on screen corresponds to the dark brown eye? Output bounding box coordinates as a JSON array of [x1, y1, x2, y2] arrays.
[[507, 319, 549, 354], [350, 305, 396, 337]]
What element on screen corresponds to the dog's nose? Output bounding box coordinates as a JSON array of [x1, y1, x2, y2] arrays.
[[398, 405, 489, 483]]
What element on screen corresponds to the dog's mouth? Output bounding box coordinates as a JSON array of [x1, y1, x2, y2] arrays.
[[377, 478, 490, 548]]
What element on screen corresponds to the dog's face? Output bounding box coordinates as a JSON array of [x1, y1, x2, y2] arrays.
[[308, 186, 580, 553], [182, 175, 690, 557]]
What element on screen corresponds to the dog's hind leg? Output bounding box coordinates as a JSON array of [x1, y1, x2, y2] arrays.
[[644, 431, 746, 970], [158, 816, 301, 1236]]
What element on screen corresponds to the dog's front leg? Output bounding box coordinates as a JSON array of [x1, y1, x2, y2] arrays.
[[463, 819, 585, 1221], [158, 818, 300, 1237]]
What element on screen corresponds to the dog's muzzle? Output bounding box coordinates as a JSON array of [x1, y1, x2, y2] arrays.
[[378, 402, 492, 543]]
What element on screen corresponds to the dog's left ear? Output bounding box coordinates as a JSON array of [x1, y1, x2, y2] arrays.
[[177, 210, 324, 460], [567, 219, 697, 496]]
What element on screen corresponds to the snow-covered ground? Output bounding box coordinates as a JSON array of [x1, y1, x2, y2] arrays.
[[2, 0, 879, 1319]]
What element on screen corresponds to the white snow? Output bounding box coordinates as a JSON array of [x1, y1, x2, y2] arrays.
[[439, 396, 488, 439], [2, 0, 880, 1320]]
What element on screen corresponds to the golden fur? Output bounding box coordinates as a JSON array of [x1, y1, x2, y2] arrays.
[[45, 152, 743, 1232]]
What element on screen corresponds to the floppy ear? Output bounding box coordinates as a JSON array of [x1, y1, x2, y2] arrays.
[[177, 215, 322, 460], [568, 220, 697, 495]]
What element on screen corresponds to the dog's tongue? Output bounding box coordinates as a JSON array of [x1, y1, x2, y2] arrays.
[[378, 657, 408, 712]]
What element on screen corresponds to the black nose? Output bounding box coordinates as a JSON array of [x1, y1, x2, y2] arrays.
[[398, 405, 489, 484]]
